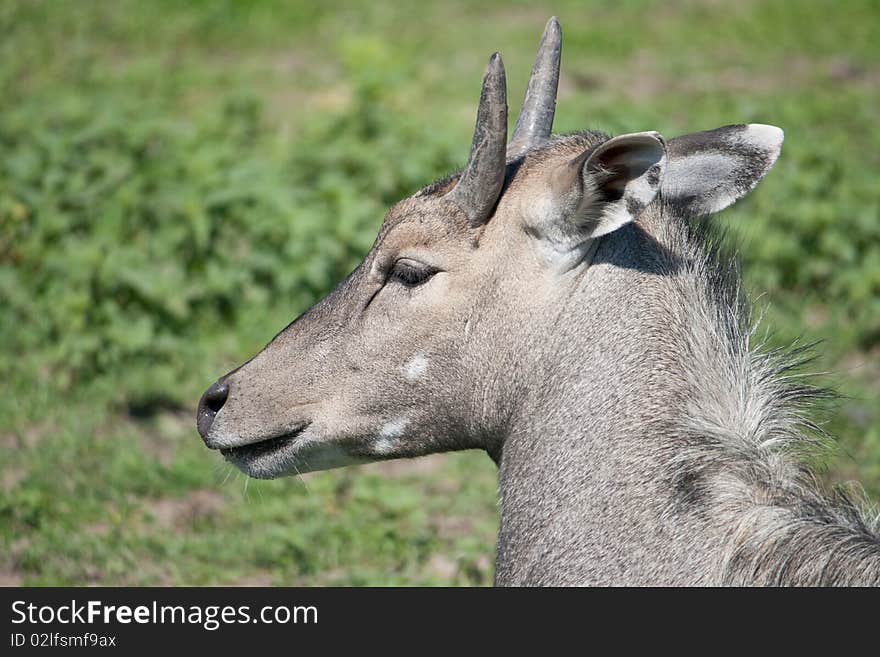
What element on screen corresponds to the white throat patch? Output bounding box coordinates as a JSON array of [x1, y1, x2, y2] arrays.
[[375, 416, 409, 454]]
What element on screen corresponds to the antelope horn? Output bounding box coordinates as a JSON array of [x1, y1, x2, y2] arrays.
[[446, 52, 508, 226], [508, 16, 562, 158]]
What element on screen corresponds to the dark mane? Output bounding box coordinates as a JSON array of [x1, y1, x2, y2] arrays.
[[647, 206, 880, 585]]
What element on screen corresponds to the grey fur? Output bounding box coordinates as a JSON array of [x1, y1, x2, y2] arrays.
[[487, 150, 880, 585], [197, 21, 880, 587]]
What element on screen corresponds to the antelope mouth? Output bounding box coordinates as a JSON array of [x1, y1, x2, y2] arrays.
[[220, 424, 310, 465], [219, 421, 369, 479]]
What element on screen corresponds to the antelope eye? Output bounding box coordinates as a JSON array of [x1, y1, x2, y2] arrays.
[[389, 259, 438, 288]]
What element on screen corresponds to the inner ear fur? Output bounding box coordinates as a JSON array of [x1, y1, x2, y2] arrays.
[[549, 132, 667, 239]]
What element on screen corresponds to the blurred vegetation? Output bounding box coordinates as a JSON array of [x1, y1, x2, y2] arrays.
[[1, 0, 878, 585]]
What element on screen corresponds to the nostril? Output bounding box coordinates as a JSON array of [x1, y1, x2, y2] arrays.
[[197, 380, 229, 440], [205, 382, 229, 413]]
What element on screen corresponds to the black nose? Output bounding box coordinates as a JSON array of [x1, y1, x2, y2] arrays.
[[197, 380, 229, 440]]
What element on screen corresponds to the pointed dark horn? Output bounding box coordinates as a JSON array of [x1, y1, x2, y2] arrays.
[[447, 52, 509, 226], [508, 16, 561, 158]]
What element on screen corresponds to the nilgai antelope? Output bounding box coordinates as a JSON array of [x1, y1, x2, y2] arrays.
[[197, 18, 880, 585]]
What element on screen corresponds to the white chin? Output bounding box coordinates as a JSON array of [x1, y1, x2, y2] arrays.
[[222, 437, 368, 479]]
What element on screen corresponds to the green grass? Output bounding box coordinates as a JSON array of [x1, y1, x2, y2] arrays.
[[1, 0, 878, 585]]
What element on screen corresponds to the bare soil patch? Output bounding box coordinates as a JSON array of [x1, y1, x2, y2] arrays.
[[147, 489, 227, 530]]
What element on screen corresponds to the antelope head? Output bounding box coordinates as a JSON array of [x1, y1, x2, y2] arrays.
[[197, 18, 783, 478]]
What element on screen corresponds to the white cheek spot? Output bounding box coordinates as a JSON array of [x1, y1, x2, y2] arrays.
[[375, 416, 409, 454], [404, 353, 429, 381]]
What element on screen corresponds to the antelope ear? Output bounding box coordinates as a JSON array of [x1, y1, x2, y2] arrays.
[[549, 131, 666, 240], [664, 123, 783, 216]]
